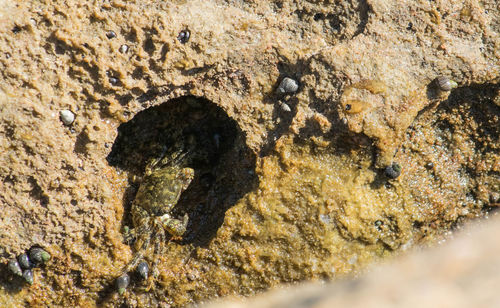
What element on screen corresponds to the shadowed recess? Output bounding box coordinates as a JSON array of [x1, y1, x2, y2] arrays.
[[107, 96, 258, 247]]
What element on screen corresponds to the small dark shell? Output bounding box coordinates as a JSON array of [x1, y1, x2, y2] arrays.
[[29, 247, 51, 265], [106, 30, 116, 39], [17, 253, 33, 270], [385, 163, 402, 179], [435, 76, 457, 91], [137, 262, 149, 280], [177, 30, 190, 44], [23, 269, 34, 285], [116, 273, 130, 295], [490, 192, 500, 204], [279, 102, 291, 112], [8, 259, 23, 276], [109, 77, 119, 85]]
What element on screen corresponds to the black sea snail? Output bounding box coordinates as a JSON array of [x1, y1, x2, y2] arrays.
[[116, 273, 130, 295], [29, 247, 51, 265], [435, 76, 458, 91], [8, 259, 23, 276], [17, 253, 33, 270], [22, 269, 34, 285], [385, 163, 402, 179], [137, 261, 149, 280]]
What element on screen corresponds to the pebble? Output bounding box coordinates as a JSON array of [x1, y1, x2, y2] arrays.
[[59, 110, 75, 125], [276, 77, 299, 94], [119, 44, 129, 53]]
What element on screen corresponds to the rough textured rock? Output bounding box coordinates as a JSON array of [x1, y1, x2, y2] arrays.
[[0, 0, 498, 307]]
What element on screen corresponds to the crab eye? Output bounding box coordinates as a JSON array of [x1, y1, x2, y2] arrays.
[[153, 208, 164, 216], [178, 168, 195, 183]]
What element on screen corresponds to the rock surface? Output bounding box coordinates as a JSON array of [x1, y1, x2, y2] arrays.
[[0, 0, 498, 307]]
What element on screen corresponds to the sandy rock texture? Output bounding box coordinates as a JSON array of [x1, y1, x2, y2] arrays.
[[0, 0, 498, 307]]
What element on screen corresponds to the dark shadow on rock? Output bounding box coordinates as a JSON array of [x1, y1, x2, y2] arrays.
[[353, 0, 370, 37], [386, 82, 500, 198], [106, 96, 257, 248], [258, 59, 308, 157], [0, 264, 26, 295]]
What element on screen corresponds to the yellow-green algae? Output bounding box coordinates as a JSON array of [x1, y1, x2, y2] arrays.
[[134, 137, 398, 306]]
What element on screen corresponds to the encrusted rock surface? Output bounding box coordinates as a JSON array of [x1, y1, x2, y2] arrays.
[[0, 0, 498, 307]]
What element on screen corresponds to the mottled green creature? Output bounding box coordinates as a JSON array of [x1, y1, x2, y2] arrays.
[[116, 150, 194, 294]]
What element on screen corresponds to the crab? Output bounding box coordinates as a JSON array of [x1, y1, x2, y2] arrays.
[[116, 150, 194, 294]]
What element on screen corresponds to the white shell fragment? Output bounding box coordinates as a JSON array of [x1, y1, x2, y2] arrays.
[[119, 44, 129, 53], [279, 101, 291, 112], [59, 109, 75, 125], [276, 77, 299, 94]]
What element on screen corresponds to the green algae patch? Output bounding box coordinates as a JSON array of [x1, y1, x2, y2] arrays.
[[219, 137, 394, 277], [144, 136, 409, 306]]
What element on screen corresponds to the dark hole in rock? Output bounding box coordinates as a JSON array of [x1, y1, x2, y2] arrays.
[[107, 96, 257, 247], [313, 13, 325, 21]]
